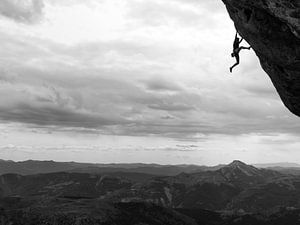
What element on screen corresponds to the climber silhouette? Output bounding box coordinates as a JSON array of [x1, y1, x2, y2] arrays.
[[230, 32, 251, 73]]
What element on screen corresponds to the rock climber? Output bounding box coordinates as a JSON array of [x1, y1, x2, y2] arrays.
[[230, 32, 251, 73]]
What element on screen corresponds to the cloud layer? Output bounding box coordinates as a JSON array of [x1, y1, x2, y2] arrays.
[[0, 0, 44, 23], [0, 0, 299, 163]]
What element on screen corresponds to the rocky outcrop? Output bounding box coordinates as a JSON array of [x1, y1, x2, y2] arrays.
[[222, 0, 300, 116]]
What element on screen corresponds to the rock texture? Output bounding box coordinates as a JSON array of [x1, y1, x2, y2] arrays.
[[222, 0, 300, 116]]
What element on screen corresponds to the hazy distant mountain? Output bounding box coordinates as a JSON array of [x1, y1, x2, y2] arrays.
[[254, 162, 300, 168], [0, 160, 288, 212], [70, 165, 210, 176], [0, 159, 89, 175], [254, 162, 300, 176], [129, 160, 283, 211], [4, 159, 299, 177], [0, 159, 222, 176], [0, 160, 279, 210], [1, 160, 300, 224]]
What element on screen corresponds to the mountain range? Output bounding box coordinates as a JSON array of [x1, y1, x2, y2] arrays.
[[0, 159, 214, 176], [1, 160, 300, 212], [1, 159, 300, 224], [1, 159, 300, 176]]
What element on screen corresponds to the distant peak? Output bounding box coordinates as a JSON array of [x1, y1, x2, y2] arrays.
[[229, 160, 247, 166], [221, 160, 262, 177]]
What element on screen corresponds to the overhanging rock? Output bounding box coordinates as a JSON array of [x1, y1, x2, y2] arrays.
[[222, 0, 300, 116]]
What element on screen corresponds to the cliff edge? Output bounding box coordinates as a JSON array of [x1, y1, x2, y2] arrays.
[[222, 0, 300, 116]]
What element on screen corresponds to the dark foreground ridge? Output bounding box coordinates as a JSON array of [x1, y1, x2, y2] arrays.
[[222, 0, 300, 116], [0, 160, 300, 224]]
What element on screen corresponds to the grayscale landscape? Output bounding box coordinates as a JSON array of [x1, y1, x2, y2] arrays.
[[0, 0, 299, 224]]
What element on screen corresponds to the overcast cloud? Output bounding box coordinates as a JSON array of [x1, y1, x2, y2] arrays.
[[0, 0, 299, 165], [0, 0, 44, 23]]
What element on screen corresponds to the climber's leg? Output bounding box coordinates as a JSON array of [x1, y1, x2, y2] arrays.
[[230, 54, 240, 73]]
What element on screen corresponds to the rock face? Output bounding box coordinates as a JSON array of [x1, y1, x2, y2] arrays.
[[222, 0, 300, 116]]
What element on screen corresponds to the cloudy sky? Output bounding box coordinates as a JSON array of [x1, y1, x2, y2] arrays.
[[0, 0, 299, 165]]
